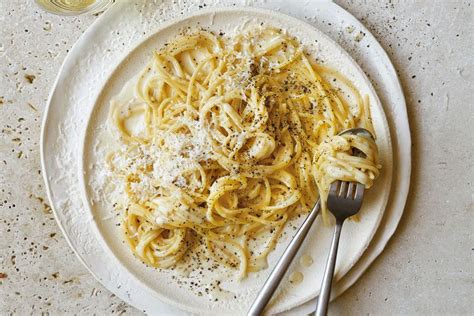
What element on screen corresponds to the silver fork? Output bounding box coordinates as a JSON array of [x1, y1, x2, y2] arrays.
[[315, 180, 365, 316], [248, 128, 372, 316]]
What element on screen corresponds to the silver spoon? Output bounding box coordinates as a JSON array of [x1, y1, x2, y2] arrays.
[[248, 128, 373, 316]]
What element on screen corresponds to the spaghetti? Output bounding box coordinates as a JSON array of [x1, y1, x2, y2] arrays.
[[106, 27, 380, 278]]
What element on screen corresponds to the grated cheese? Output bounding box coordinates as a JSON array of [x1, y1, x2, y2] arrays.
[[118, 113, 214, 201]]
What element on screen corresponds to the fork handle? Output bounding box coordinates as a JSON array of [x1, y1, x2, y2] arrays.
[[247, 201, 321, 316], [315, 219, 344, 316]]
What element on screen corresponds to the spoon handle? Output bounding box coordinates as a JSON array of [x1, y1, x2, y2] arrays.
[[315, 219, 344, 316], [247, 201, 321, 316]]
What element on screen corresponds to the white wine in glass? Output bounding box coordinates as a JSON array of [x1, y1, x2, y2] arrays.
[[35, 0, 112, 15]]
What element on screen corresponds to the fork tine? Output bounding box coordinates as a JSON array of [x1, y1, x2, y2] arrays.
[[355, 183, 365, 200], [339, 181, 348, 197], [347, 182, 355, 199], [329, 180, 340, 197]]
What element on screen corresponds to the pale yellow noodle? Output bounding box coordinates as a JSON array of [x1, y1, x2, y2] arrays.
[[107, 27, 381, 278]]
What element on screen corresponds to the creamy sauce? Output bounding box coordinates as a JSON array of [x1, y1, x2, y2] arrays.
[[300, 254, 314, 267], [289, 271, 304, 285]]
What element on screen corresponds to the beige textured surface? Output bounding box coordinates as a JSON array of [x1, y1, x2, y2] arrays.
[[0, 0, 472, 314]]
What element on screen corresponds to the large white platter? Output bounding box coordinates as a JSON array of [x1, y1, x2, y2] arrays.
[[41, 1, 410, 315]]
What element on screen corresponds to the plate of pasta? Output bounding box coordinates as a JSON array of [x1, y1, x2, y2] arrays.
[[81, 8, 392, 314], [52, 6, 393, 315]]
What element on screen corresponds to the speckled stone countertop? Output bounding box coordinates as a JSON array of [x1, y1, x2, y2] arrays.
[[0, 0, 472, 315]]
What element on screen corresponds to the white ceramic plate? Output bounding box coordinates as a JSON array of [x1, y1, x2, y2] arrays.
[[41, 1, 410, 315], [80, 8, 391, 315]]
